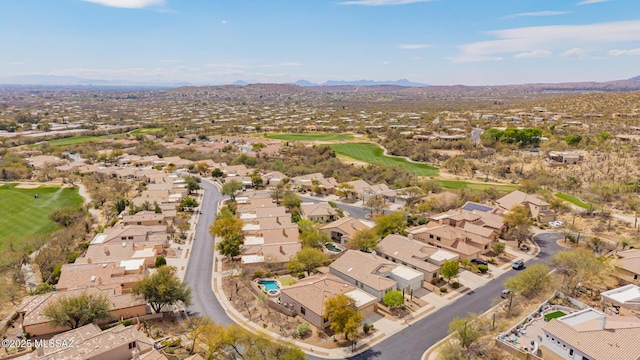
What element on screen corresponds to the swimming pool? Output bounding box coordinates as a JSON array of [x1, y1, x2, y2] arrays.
[[258, 280, 280, 291], [325, 243, 342, 253]]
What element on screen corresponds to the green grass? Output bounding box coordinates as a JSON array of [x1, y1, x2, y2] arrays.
[[45, 136, 103, 146], [331, 142, 439, 177], [555, 193, 593, 209], [264, 133, 354, 141], [130, 127, 164, 136], [0, 183, 84, 248], [439, 180, 519, 192], [278, 275, 297, 286], [544, 311, 566, 322]]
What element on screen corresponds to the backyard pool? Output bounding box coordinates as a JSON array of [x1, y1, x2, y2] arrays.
[[258, 280, 280, 291], [325, 242, 342, 253]]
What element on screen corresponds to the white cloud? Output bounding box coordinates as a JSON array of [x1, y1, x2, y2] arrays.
[[338, 0, 432, 6], [81, 0, 165, 9], [506, 11, 570, 18], [397, 44, 432, 49], [382, 61, 391, 65], [204, 63, 248, 69], [561, 48, 588, 58], [514, 50, 552, 58], [608, 48, 640, 56], [222, 20, 228, 25], [577, 0, 610, 5], [452, 20, 640, 62], [9, 62, 25, 65]]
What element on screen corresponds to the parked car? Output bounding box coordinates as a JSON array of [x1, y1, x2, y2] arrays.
[[471, 258, 488, 265], [501, 289, 511, 299], [512, 260, 525, 270]]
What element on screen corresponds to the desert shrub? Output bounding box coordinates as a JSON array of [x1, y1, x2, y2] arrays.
[[297, 322, 310, 337], [452, 282, 461, 289], [440, 286, 448, 293], [253, 270, 264, 279], [477, 264, 489, 274], [363, 323, 372, 334]]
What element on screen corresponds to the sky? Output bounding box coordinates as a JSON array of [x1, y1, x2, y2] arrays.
[[1, 0, 639, 86]]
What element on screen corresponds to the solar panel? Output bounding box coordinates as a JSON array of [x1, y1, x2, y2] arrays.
[[462, 202, 493, 212]]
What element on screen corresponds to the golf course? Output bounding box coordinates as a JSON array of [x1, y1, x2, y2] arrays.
[[0, 183, 84, 247]]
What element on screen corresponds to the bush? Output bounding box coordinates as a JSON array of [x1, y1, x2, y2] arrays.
[[253, 270, 264, 279], [32, 283, 54, 295], [265, 271, 272, 278], [363, 323, 372, 334], [430, 278, 438, 285], [297, 322, 310, 337], [440, 286, 448, 293], [24, 332, 31, 339], [297, 272, 306, 279], [451, 282, 461, 289], [487, 258, 497, 265], [477, 264, 489, 274], [164, 347, 175, 354], [155, 255, 166, 267], [328, 201, 337, 208], [52, 264, 63, 278]]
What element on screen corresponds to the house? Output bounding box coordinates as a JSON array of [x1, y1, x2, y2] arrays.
[[496, 190, 556, 223], [300, 202, 338, 223], [16, 323, 154, 360], [16, 288, 147, 336], [320, 216, 371, 246], [261, 171, 287, 187], [90, 225, 169, 245], [409, 218, 498, 260], [56, 262, 145, 293], [430, 201, 505, 235], [613, 249, 640, 284], [291, 173, 339, 194], [548, 151, 584, 164], [602, 284, 640, 312], [541, 308, 640, 360], [377, 234, 458, 282], [122, 211, 172, 230], [279, 274, 377, 329], [329, 250, 423, 301], [75, 242, 162, 269]]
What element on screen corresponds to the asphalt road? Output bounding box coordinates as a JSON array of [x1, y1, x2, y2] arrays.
[[341, 232, 565, 360], [186, 185, 566, 360], [183, 180, 233, 325]]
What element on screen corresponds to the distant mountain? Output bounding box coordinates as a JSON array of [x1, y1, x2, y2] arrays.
[[293, 79, 318, 87], [231, 80, 249, 86], [0, 75, 190, 87], [319, 79, 429, 87]]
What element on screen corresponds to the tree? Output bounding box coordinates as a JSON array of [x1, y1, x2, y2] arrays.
[[399, 186, 424, 208], [281, 190, 302, 210], [271, 182, 287, 205], [504, 263, 551, 298], [133, 266, 192, 314], [183, 175, 201, 194], [324, 294, 364, 341], [252, 142, 267, 152], [211, 168, 224, 178], [503, 205, 531, 247], [193, 320, 306, 360], [336, 183, 355, 200], [374, 212, 407, 237], [382, 289, 404, 309], [553, 249, 610, 296], [180, 196, 199, 211], [43, 291, 111, 329], [365, 196, 388, 217], [216, 234, 244, 260], [221, 180, 243, 202], [565, 134, 582, 146], [492, 242, 505, 257], [448, 313, 487, 354], [155, 255, 166, 267], [298, 220, 331, 248], [348, 228, 379, 252], [174, 212, 191, 239], [210, 215, 244, 241], [287, 248, 328, 274], [441, 259, 460, 284], [250, 169, 263, 188]]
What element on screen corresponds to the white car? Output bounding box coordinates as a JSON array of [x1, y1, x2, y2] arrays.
[[548, 221, 564, 228]]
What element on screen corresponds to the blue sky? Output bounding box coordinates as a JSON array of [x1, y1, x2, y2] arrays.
[[1, 0, 639, 85]]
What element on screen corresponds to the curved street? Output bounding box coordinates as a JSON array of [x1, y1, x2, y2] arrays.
[[186, 184, 566, 359]]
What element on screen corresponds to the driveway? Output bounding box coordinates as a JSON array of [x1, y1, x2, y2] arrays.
[[183, 180, 232, 325]]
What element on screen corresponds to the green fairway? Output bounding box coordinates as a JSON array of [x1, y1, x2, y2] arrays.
[[264, 133, 354, 141], [0, 183, 84, 247], [45, 136, 101, 146], [555, 193, 593, 209], [439, 180, 519, 192], [130, 127, 164, 135], [331, 142, 439, 177]]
